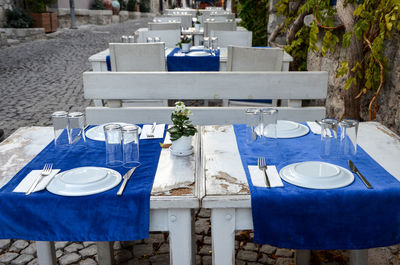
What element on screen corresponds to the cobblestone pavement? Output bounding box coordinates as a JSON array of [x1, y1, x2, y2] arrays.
[[0, 19, 400, 265]]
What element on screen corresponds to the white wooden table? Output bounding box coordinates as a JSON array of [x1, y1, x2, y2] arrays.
[[200, 122, 400, 265], [0, 126, 201, 265]]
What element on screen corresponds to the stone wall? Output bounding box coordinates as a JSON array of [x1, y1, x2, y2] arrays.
[[307, 30, 400, 135], [0, 0, 13, 27]]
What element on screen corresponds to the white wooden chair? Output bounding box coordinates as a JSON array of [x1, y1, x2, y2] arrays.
[[167, 14, 193, 28], [203, 21, 236, 37], [210, 13, 235, 20], [153, 16, 182, 23], [148, 22, 181, 30], [210, 30, 252, 48], [139, 30, 180, 48], [205, 16, 229, 22]]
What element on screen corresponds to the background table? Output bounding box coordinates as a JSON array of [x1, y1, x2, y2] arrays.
[[200, 122, 400, 265], [0, 127, 201, 265]]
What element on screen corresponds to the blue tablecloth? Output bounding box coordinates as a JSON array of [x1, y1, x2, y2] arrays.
[[106, 55, 111, 71], [233, 124, 400, 249], [167, 48, 220, 71], [0, 125, 166, 241]]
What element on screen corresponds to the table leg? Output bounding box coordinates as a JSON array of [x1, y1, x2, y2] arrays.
[[295, 250, 311, 265], [211, 208, 236, 265], [36, 241, 56, 265], [96, 242, 114, 265], [168, 208, 194, 265], [349, 249, 368, 265]]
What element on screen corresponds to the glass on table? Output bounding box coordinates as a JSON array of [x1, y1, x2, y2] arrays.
[[320, 118, 339, 159], [203, 36, 210, 50], [146, 37, 154, 43], [122, 125, 140, 168], [261, 108, 278, 139], [211, 36, 218, 51], [339, 119, 359, 159], [154, 36, 161, 43], [51, 111, 69, 149], [104, 124, 123, 167], [128, 35, 135, 43], [245, 108, 261, 144], [67, 112, 86, 145], [121, 35, 129, 43]]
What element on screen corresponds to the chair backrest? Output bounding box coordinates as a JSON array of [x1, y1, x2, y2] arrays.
[[227, 46, 283, 72], [205, 16, 229, 22], [153, 16, 181, 23], [148, 22, 181, 30], [109, 43, 166, 71], [83, 71, 328, 125], [204, 21, 236, 37], [210, 13, 234, 19], [167, 14, 192, 28], [140, 30, 180, 48], [210, 31, 252, 48]]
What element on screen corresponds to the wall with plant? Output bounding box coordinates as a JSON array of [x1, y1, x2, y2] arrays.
[[5, 8, 33, 28]]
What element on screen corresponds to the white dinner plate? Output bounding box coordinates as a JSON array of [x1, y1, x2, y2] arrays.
[[85, 122, 142, 141], [47, 167, 122, 196], [187, 51, 211, 57], [256, 120, 310, 138], [279, 161, 354, 189], [189, 46, 205, 50]]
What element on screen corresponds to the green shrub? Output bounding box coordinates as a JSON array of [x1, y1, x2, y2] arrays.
[[5, 9, 34, 28], [91, 0, 106, 10], [25, 0, 58, 13], [127, 0, 137, 11], [139, 0, 150, 12], [237, 0, 269, 46], [119, 0, 128, 10]]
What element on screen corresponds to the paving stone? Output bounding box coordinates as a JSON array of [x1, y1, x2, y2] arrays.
[[258, 253, 275, 265], [133, 244, 154, 257], [59, 253, 81, 265], [27, 258, 38, 265], [247, 262, 262, 265], [235, 259, 246, 265], [79, 258, 97, 265], [113, 241, 122, 250], [203, 236, 211, 245], [237, 250, 258, 262], [115, 249, 133, 263], [275, 248, 293, 257], [199, 244, 212, 255], [82, 242, 95, 247], [195, 218, 210, 234], [121, 241, 135, 247], [196, 255, 201, 264], [11, 254, 34, 265], [9, 240, 29, 252], [0, 252, 19, 263], [21, 244, 36, 255], [197, 208, 211, 218], [79, 244, 97, 258], [276, 257, 293, 265], [56, 249, 63, 258], [64, 243, 84, 253], [143, 233, 165, 244], [148, 253, 169, 264], [0, 240, 11, 250], [156, 243, 169, 254], [55, 241, 69, 250], [202, 255, 212, 265], [122, 258, 150, 265], [261, 244, 277, 255], [243, 242, 258, 251]]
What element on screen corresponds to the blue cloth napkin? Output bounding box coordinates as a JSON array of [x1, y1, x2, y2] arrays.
[[233, 124, 400, 249], [167, 47, 220, 71], [0, 125, 166, 241], [106, 55, 111, 71]]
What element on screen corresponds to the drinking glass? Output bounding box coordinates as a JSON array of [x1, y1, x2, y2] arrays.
[[52, 111, 69, 149], [146, 37, 154, 43], [104, 124, 123, 167], [122, 125, 140, 168], [67, 112, 86, 145], [154, 36, 161, 43], [261, 108, 278, 140], [128, 35, 135, 43], [339, 119, 359, 159], [211, 36, 218, 51], [121, 35, 129, 43], [245, 108, 261, 144], [320, 118, 339, 159], [203, 37, 210, 49]]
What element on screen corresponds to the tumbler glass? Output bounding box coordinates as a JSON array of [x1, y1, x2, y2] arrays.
[[320, 118, 339, 159], [128, 35, 135, 43], [146, 37, 154, 43], [104, 124, 123, 167], [67, 112, 86, 145], [211, 36, 218, 51], [121, 35, 129, 43], [154, 36, 161, 43], [261, 108, 278, 140], [203, 36, 210, 49], [339, 119, 359, 159], [52, 111, 69, 149], [122, 125, 140, 168], [245, 108, 261, 144]]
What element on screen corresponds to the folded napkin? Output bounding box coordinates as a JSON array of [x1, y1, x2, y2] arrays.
[[13, 169, 60, 193], [140, 124, 165, 139], [249, 165, 284, 188], [307, 121, 321, 135]]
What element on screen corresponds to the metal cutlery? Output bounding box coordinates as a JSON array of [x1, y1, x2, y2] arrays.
[[117, 166, 138, 196], [146, 122, 157, 138], [315, 120, 322, 126], [26, 163, 53, 195], [348, 160, 373, 189], [258, 157, 270, 188]]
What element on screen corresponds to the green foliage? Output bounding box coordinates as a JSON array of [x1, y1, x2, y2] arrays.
[[127, 0, 137, 11], [5, 9, 34, 28], [167, 102, 197, 141], [284, 26, 310, 70], [119, 0, 128, 10], [177, 35, 191, 48], [91, 0, 106, 10], [26, 0, 58, 13], [139, 0, 150, 12], [237, 0, 269, 46]]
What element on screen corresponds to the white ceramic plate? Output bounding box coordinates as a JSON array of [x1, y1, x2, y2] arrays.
[[47, 167, 122, 196], [187, 51, 211, 57], [279, 161, 354, 189], [190, 46, 205, 50], [85, 122, 142, 141], [256, 120, 309, 138]]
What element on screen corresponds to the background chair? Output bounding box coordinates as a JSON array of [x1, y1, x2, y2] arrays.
[[139, 30, 180, 48], [204, 21, 236, 37], [153, 16, 182, 23], [210, 30, 252, 48], [167, 14, 193, 28], [148, 22, 181, 31]]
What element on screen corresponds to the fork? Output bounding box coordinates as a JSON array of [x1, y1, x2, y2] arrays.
[[26, 163, 53, 195], [258, 157, 270, 188], [146, 122, 157, 138]]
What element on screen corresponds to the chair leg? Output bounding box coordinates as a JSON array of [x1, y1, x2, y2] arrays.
[[36, 241, 57, 265], [96, 242, 114, 265]]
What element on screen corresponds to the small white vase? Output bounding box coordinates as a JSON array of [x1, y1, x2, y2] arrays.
[[171, 136, 192, 152], [181, 43, 191, 52], [195, 23, 201, 31]]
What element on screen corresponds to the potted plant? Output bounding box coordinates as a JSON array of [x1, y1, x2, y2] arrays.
[[167, 101, 197, 155], [26, 0, 58, 33], [194, 20, 201, 31], [177, 35, 192, 52]]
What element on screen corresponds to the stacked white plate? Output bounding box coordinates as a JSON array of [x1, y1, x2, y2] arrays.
[[187, 51, 211, 57], [279, 161, 354, 189], [47, 167, 122, 196], [86, 122, 142, 141], [257, 120, 309, 138]]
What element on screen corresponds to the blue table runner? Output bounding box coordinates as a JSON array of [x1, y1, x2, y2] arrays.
[[167, 47, 220, 71], [233, 124, 400, 249], [0, 125, 166, 241]]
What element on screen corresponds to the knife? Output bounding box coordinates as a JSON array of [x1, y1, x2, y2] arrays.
[[117, 166, 137, 196], [348, 160, 373, 189]]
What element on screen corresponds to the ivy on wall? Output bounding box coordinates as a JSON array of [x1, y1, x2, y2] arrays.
[[237, 0, 269, 46]]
